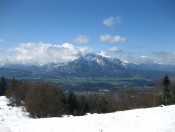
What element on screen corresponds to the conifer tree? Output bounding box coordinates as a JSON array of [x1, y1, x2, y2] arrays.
[[67, 92, 78, 115], [0, 76, 7, 96], [162, 74, 171, 104], [80, 96, 89, 115]]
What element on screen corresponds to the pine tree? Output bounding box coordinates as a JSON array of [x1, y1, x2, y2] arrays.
[[80, 96, 89, 115], [162, 74, 171, 104], [172, 85, 175, 104], [0, 76, 7, 96], [67, 92, 78, 115], [11, 78, 18, 88]]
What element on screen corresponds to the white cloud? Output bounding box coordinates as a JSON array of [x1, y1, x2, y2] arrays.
[[107, 47, 123, 53], [2, 43, 175, 65], [74, 35, 90, 44], [122, 54, 154, 64], [119, 50, 175, 65], [117, 51, 175, 65], [153, 50, 175, 64], [9, 42, 91, 65], [102, 16, 121, 27], [97, 51, 110, 57], [0, 56, 7, 66], [100, 34, 126, 43], [134, 56, 153, 64]]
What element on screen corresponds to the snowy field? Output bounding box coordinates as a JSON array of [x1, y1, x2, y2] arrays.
[[0, 96, 175, 132]]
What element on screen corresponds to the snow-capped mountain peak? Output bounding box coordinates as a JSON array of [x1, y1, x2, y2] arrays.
[[0, 53, 175, 78]]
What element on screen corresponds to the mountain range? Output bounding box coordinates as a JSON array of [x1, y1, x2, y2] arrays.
[[0, 53, 175, 79]]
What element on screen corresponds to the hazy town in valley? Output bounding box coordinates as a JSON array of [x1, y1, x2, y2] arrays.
[[0, 0, 175, 132]]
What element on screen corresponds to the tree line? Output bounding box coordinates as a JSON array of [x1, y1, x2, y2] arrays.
[[0, 75, 175, 118]]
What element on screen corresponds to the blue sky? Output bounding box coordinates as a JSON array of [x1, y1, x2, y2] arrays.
[[0, 0, 175, 65]]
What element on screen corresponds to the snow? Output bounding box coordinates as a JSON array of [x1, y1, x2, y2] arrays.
[[0, 96, 175, 132]]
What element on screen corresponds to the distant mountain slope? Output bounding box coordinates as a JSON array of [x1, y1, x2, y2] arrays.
[[0, 53, 175, 78], [43, 53, 128, 77]]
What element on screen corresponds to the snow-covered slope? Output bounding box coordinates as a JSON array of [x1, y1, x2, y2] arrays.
[[0, 96, 175, 132]]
